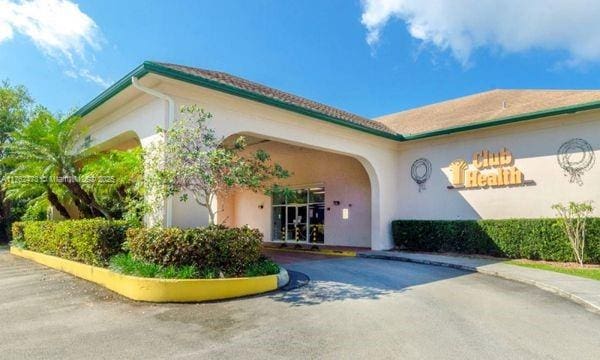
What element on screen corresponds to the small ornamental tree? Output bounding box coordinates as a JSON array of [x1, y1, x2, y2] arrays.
[[146, 105, 290, 225], [552, 201, 594, 266]]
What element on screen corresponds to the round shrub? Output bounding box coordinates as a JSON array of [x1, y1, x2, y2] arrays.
[[126, 225, 263, 276], [12, 219, 128, 266]]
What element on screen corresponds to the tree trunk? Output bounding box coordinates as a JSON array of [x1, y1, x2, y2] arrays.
[[0, 189, 10, 243], [205, 192, 217, 225], [72, 198, 90, 218], [0, 188, 7, 222], [46, 187, 71, 219], [116, 186, 127, 201], [74, 198, 103, 218], [62, 178, 113, 220], [207, 208, 216, 225]]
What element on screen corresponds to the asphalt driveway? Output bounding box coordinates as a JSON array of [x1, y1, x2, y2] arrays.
[[1, 249, 599, 359]]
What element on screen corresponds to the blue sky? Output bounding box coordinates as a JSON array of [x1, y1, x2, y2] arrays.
[[2, 0, 600, 118]]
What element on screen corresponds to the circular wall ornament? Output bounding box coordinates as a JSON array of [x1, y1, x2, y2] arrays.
[[557, 138, 595, 186], [411, 158, 432, 192]]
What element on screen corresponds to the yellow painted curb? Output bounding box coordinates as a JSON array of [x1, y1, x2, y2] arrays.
[[10, 247, 279, 303], [265, 246, 357, 257]]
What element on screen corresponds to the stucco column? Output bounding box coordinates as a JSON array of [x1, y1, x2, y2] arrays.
[[140, 134, 172, 227], [359, 156, 397, 251]]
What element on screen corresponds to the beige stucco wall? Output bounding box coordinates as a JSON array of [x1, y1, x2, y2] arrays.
[[79, 82, 212, 228], [163, 79, 400, 250], [83, 74, 400, 250], [396, 110, 600, 219], [221, 141, 371, 247], [83, 95, 164, 146], [81, 73, 600, 249]]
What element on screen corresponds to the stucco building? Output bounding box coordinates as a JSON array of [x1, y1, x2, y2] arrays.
[[79, 61, 600, 250]]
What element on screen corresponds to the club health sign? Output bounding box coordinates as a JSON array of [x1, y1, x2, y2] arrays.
[[448, 148, 532, 189]]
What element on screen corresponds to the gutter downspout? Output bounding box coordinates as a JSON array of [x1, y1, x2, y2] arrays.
[[131, 77, 174, 227]]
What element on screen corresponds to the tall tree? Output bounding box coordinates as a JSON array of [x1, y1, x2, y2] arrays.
[[0, 81, 33, 242], [5, 109, 113, 219], [3, 162, 72, 220]]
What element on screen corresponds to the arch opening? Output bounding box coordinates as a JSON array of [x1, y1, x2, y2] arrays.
[[215, 133, 375, 249]]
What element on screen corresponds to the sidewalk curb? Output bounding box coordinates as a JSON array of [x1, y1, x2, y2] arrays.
[[264, 247, 357, 257], [276, 267, 290, 288], [358, 253, 600, 315]]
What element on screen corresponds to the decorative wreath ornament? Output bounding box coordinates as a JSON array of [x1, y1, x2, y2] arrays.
[[557, 138, 595, 186], [411, 158, 432, 192]]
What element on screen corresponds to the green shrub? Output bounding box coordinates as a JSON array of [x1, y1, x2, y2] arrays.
[[126, 225, 263, 276], [392, 218, 600, 263], [10, 221, 26, 246], [12, 219, 128, 266]]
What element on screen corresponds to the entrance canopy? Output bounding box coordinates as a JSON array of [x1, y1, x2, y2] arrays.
[[218, 136, 372, 248]]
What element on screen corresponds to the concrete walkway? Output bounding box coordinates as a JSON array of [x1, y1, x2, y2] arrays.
[[359, 251, 600, 314]]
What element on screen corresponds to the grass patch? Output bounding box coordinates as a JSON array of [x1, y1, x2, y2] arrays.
[[244, 257, 280, 277], [109, 253, 280, 279], [109, 253, 199, 279], [508, 260, 600, 281]]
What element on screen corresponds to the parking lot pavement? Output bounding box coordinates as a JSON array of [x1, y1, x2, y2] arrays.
[[1, 249, 600, 359], [361, 250, 600, 313]]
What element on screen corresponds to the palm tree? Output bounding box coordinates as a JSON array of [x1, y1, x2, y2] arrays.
[[3, 162, 72, 219], [81, 147, 144, 220], [4, 109, 112, 219]]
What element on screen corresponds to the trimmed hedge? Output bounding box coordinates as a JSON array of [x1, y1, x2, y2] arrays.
[[12, 219, 128, 266], [392, 219, 600, 263], [126, 225, 263, 276]]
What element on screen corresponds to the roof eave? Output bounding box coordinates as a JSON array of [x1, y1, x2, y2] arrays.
[[400, 99, 600, 141], [73, 61, 600, 143], [75, 63, 149, 118], [75, 61, 399, 141], [143, 62, 399, 140]]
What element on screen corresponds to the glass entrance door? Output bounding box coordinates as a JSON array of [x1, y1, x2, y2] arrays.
[[272, 186, 325, 244], [286, 205, 307, 242]]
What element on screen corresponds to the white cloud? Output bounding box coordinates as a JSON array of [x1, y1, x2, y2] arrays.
[[64, 68, 110, 88], [0, 0, 110, 87], [361, 0, 600, 66]]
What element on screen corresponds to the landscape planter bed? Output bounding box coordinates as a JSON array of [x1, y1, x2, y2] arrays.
[[10, 247, 288, 303]]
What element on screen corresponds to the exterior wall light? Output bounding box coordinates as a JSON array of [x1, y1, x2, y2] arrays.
[[342, 208, 349, 219]]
